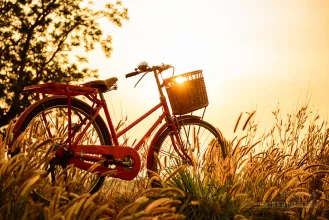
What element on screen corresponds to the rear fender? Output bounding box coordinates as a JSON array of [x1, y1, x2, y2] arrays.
[[11, 96, 66, 141], [10, 96, 110, 145]]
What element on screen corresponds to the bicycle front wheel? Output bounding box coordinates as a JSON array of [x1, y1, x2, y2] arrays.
[[149, 117, 226, 181], [12, 97, 112, 202]]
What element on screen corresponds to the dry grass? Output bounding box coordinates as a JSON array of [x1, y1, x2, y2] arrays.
[[0, 129, 115, 219], [2, 103, 329, 219], [162, 104, 329, 219], [225, 104, 329, 219]]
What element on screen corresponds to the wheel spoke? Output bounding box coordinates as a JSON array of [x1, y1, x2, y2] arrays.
[[158, 149, 181, 160]]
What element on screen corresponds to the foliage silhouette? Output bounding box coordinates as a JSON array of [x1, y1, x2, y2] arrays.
[[0, 0, 128, 129]]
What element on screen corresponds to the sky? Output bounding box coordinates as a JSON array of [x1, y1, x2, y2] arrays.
[[87, 0, 329, 141]]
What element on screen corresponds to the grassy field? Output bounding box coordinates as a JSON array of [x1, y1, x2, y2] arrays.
[[1, 104, 329, 219]]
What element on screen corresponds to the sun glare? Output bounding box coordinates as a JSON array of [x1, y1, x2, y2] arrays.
[[175, 76, 185, 84]]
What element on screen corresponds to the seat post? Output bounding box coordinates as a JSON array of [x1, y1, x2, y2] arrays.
[[99, 92, 105, 100]]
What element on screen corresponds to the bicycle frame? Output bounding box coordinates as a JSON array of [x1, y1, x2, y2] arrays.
[[12, 70, 192, 180], [69, 88, 190, 161], [68, 68, 193, 162]]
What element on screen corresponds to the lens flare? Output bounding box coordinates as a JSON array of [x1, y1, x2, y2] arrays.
[[175, 76, 185, 84]]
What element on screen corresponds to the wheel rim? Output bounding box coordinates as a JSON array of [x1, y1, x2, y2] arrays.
[[17, 105, 106, 201]]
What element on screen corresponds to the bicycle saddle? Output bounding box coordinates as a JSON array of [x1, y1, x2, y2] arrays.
[[82, 77, 118, 93]]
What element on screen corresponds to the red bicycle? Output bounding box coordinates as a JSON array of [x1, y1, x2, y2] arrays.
[[8, 62, 226, 201]]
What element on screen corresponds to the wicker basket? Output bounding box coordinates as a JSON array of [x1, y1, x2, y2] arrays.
[[164, 70, 209, 115]]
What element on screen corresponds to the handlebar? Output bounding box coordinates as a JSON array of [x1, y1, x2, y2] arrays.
[[125, 71, 141, 78], [158, 64, 172, 72], [125, 63, 172, 78]]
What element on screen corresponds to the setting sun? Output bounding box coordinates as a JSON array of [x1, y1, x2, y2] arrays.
[[174, 76, 185, 84]]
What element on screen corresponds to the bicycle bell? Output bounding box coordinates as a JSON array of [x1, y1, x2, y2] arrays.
[[137, 61, 148, 71]]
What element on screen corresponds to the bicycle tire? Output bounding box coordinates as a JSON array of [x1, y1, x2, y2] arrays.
[[12, 97, 112, 202], [149, 117, 226, 182]]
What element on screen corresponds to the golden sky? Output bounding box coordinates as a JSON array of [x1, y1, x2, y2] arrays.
[[89, 0, 329, 140]]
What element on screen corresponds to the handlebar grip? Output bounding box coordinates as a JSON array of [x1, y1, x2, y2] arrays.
[[126, 71, 141, 78]]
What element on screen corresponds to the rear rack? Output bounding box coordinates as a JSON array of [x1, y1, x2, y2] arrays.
[[23, 83, 98, 96]]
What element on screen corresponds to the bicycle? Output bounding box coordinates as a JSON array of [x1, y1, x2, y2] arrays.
[[8, 62, 226, 201]]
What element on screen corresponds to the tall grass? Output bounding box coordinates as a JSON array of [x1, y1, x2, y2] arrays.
[[152, 104, 329, 219], [0, 124, 114, 220], [225, 104, 329, 219], [2, 103, 329, 219]]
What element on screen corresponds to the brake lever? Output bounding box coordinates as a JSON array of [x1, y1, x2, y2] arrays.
[[134, 71, 148, 88]]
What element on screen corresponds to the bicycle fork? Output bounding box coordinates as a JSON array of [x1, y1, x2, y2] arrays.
[[166, 117, 194, 165]]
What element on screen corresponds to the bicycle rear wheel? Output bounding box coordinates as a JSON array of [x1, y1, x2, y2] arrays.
[[12, 97, 112, 202], [149, 117, 226, 182]]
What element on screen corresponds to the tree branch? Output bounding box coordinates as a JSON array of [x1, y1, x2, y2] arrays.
[[44, 22, 82, 67]]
